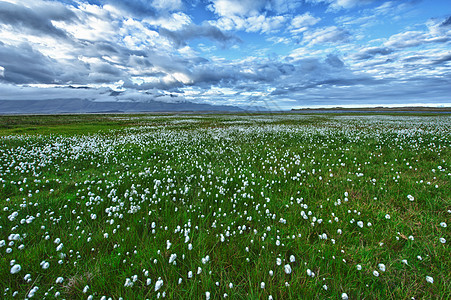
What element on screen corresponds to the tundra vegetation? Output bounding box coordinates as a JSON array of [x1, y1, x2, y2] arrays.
[[0, 113, 449, 299]]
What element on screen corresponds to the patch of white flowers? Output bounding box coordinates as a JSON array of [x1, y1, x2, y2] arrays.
[[0, 114, 449, 299]]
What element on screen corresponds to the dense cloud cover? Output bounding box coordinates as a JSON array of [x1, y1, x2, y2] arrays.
[[0, 0, 450, 109]]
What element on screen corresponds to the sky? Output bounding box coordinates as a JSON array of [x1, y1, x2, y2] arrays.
[[0, 0, 450, 110]]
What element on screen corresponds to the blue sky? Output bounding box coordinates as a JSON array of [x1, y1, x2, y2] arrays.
[[0, 0, 450, 109]]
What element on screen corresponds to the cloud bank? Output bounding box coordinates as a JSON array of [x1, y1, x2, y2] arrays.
[[0, 0, 450, 109]]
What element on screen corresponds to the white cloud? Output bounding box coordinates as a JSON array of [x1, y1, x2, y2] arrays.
[[57, 3, 118, 42], [306, 0, 374, 10], [290, 13, 320, 34], [331, 0, 374, 9], [209, 0, 266, 17], [384, 31, 426, 48], [144, 12, 191, 31], [384, 20, 451, 49], [151, 0, 183, 12], [302, 26, 351, 46], [212, 15, 286, 33], [0, 66, 4, 77], [120, 18, 166, 50]]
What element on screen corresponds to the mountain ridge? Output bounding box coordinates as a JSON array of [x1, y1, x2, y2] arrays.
[[0, 99, 265, 114]]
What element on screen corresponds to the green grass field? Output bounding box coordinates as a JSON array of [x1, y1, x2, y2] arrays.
[[0, 113, 449, 299]]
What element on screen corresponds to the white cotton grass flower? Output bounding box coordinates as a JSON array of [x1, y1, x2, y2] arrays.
[[229, 283, 233, 288], [378, 263, 386, 272], [146, 278, 151, 285], [10, 264, 21, 274], [290, 255, 295, 263], [357, 221, 364, 228], [342, 293, 349, 300], [28, 286, 39, 298], [356, 264, 362, 270], [440, 222, 447, 228], [426, 276, 434, 284], [269, 270, 274, 276], [202, 255, 210, 264], [284, 264, 292, 274], [407, 194, 414, 201], [169, 253, 177, 264], [373, 270, 379, 277], [124, 278, 133, 287], [206, 291, 211, 300], [439, 238, 446, 244], [260, 282, 265, 289], [55, 277, 64, 284], [188, 271, 193, 278], [83, 285, 89, 293], [385, 214, 391, 219], [41, 261, 50, 269], [276, 258, 282, 265], [155, 278, 163, 291], [401, 259, 408, 265]]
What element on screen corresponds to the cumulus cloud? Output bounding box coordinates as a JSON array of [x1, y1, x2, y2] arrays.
[[290, 13, 321, 34], [0, 1, 77, 39], [384, 31, 426, 48], [151, 0, 183, 12], [207, 0, 298, 33], [145, 12, 191, 31], [330, 0, 374, 9], [97, 0, 159, 17], [208, 0, 267, 17], [0, 42, 61, 84], [213, 14, 286, 33], [302, 26, 351, 46], [0, 0, 449, 109], [208, 0, 303, 17], [307, 0, 375, 10], [160, 23, 241, 48], [351, 47, 394, 60], [385, 18, 451, 49]]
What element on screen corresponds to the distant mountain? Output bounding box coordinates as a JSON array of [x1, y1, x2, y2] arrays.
[[0, 99, 262, 114]]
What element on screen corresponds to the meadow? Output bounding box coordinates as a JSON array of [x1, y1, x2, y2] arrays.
[[0, 113, 449, 299]]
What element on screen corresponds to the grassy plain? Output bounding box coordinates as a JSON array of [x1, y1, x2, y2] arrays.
[[0, 113, 449, 299]]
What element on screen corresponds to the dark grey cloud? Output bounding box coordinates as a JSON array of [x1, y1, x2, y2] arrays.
[[325, 54, 345, 67], [160, 23, 241, 48], [100, 0, 157, 17], [441, 16, 451, 27], [432, 53, 451, 65], [0, 1, 77, 39], [351, 47, 394, 60], [0, 42, 60, 84]]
